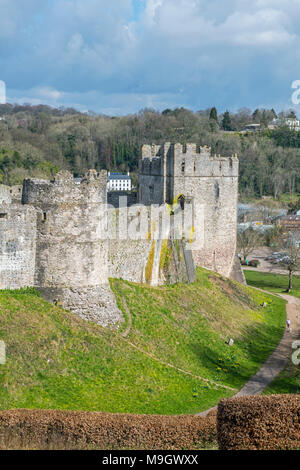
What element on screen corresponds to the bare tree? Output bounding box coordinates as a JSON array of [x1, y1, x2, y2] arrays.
[[279, 233, 300, 292], [273, 167, 286, 199], [237, 227, 262, 262]]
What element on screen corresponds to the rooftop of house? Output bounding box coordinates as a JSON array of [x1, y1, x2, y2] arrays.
[[108, 172, 131, 180]]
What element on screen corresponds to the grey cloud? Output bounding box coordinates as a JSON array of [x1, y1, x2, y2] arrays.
[[1, 0, 300, 113]]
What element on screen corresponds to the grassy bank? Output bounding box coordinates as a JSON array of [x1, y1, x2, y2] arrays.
[[245, 270, 300, 299], [263, 363, 300, 395], [0, 269, 286, 414], [244, 270, 300, 395]]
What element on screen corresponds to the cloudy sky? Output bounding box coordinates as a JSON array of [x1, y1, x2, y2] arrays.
[[0, 0, 300, 115]]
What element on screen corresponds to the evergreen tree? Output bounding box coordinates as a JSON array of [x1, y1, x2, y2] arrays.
[[252, 109, 260, 123], [222, 111, 233, 131], [261, 110, 268, 127], [209, 107, 218, 122], [271, 108, 277, 119]]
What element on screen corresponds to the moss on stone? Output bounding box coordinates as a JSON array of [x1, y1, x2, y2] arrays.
[[159, 239, 173, 275], [175, 239, 181, 256], [145, 240, 156, 284]]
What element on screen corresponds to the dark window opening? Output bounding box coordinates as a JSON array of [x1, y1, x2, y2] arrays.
[[43, 212, 47, 222], [0, 213, 7, 220], [178, 195, 185, 210], [181, 160, 185, 173]]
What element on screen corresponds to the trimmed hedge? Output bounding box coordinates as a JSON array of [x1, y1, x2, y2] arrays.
[[0, 409, 217, 450], [217, 395, 300, 450]]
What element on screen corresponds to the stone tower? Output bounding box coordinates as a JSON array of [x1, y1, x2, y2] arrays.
[[22, 170, 123, 327], [139, 143, 244, 282]]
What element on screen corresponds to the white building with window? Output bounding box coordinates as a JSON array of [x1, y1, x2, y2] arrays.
[[107, 172, 132, 192], [269, 117, 300, 131]]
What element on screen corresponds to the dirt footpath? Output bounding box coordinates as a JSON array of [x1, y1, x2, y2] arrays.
[[235, 293, 300, 396], [198, 292, 300, 415]]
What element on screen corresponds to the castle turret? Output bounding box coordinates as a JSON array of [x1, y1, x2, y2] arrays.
[[22, 170, 123, 327], [138, 143, 242, 282]]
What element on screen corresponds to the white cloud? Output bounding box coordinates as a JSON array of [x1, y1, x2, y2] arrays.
[[140, 0, 296, 47], [34, 87, 64, 101], [219, 9, 295, 46], [144, 0, 163, 24], [2, 0, 300, 113], [0, 0, 42, 38]]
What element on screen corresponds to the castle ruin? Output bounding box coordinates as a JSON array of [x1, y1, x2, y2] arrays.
[[0, 143, 244, 327], [139, 143, 242, 279]]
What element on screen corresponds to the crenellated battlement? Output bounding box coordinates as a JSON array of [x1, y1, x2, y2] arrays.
[[22, 170, 107, 207], [141, 143, 215, 158], [139, 143, 239, 185]]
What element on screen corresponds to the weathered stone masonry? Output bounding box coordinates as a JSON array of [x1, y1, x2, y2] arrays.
[[139, 143, 244, 283], [0, 143, 244, 326], [21, 170, 123, 327], [0, 204, 37, 290]]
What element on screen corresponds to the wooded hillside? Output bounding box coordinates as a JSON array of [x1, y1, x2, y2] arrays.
[[1, 103, 300, 199]]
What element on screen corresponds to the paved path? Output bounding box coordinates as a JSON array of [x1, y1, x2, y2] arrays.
[[197, 293, 300, 417]]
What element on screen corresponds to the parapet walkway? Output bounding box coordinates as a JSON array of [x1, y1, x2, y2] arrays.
[[197, 292, 300, 417]]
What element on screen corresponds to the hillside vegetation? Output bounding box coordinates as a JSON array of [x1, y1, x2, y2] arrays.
[[1, 104, 300, 200], [0, 269, 286, 415]]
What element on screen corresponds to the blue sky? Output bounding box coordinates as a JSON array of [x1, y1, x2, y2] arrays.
[[0, 0, 300, 115]]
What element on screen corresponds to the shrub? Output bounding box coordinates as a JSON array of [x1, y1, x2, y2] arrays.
[[217, 395, 300, 450], [0, 409, 217, 450]]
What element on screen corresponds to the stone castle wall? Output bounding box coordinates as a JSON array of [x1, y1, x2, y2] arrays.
[[0, 184, 22, 204], [139, 143, 240, 279], [22, 170, 108, 288], [139, 144, 167, 205], [0, 185, 12, 205], [107, 205, 194, 286], [107, 191, 137, 208], [21, 170, 123, 327], [0, 204, 37, 290], [109, 239, 153, 284], [0, 142, 242, 327]]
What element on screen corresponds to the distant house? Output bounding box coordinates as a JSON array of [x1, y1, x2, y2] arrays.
[[268, 118, 300, 131], [243, 123, 261, 132], [107, 172, 132, 192], [277, 215, 300, 232]]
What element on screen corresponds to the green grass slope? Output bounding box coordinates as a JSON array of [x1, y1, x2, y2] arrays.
[[244, 270, 300, 396], [245, 270, 300, 298], [0, 269, 286, 415], [263, 362, 300, 395]]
